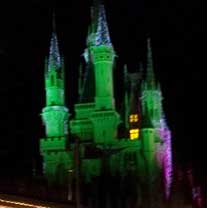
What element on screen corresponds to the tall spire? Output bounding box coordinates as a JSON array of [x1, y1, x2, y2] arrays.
[[146, 38, 155, 87], [95, 4, 112, 46], [48, 12, 61, 71]]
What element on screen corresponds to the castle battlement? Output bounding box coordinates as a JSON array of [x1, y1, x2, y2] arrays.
[[40, 136, 67, 152]]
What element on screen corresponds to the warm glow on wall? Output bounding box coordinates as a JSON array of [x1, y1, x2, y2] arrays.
[[129, 128, 139, 140], [129, 114, 138, 122]]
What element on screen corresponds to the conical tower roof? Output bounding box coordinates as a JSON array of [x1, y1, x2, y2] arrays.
[[94, 4, 112, 46], [48, 13, 61, 71]]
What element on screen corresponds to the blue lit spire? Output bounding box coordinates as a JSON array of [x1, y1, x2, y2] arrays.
[[95, 4, 112, 46], [48, 13, 61, 71]]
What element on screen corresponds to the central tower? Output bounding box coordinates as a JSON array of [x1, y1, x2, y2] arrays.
[[90, 4, 115, 110], [89, 4, 120, 144]]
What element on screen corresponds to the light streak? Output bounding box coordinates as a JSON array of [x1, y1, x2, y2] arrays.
[[0, 198, 52, 208]]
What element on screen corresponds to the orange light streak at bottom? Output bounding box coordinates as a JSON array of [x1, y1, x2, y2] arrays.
[[0, 198, 52, 208]]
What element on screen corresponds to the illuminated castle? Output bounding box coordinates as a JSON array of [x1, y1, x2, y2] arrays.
[[39, 2, 172, 206]]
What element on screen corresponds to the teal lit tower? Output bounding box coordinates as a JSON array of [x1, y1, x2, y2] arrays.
[[40, 16, 72, 185]]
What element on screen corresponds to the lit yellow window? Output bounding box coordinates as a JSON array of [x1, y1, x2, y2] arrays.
[[129, 128, 139, 140], [129, 114, 139, 122]]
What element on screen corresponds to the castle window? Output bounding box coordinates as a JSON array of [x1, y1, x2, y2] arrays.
[[129, 129, 139, 140], [129, 114, 138, 123]]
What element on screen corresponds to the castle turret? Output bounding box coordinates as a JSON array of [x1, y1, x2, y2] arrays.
[[141, 38, 163, 127], [89, 3, 120, 143], [91, 4, 115, 110], [139, 39, 168, 206], [42, 15, 69, 138], [40, 14, 71, 185], [45, 16, 65, 107]]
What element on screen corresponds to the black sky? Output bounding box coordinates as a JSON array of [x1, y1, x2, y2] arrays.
[[0, 0, 192, 177]]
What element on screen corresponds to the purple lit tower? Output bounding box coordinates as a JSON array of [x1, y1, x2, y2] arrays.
[[141, 38, 173, 200]]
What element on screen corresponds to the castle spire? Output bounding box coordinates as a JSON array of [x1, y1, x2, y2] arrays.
[[86, 0, 100, 47], [146, 38, 155, 87], [91, 0, 99, 32], [95, 4, 112, 46], [48, 12, 61, 71]]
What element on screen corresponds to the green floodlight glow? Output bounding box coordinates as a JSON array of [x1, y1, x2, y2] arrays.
[[39, 4, 173, 205]]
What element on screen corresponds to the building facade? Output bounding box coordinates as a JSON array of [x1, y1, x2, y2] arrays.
[[39, 2, 172, 207]]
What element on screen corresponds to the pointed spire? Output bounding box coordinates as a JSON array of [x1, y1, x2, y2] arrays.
[[48, 12, 61, 71], [146, 38, 155, 87], [91, 1, 99, 33], [95, 4, 112, 46], [86, 1, 100, 47]]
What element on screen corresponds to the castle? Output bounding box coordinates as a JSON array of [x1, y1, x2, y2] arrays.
[[39, 2, 172, 207]]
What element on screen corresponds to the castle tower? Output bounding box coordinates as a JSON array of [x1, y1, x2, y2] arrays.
[[40, 15, 71, 185], [91, 4, 115, 110], [141, 38, 163, 128], [139, 38, 171, 206], [90, 4, 120, 143], [42, 15, 69, 137]]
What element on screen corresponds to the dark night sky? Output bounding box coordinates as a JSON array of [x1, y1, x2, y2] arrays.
[[0, 0, 195, 178]]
